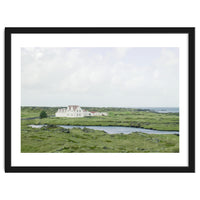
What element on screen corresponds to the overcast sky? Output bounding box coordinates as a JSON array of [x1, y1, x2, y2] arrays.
[[21, 47, 179, 107]]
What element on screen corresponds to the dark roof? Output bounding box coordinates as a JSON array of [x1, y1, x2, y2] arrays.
[[68, 105, 79, 111]]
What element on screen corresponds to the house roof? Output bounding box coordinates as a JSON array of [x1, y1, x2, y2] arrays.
[[68, 105, 79, 111]]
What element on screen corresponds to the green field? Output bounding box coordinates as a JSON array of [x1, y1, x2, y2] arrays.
[[21, 124, 179, 153], [21, 106, 179, 131], [21, 107, 179, 153]]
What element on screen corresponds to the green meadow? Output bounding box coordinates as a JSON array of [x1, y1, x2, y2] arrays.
[[21, 107, 179, 153], [21, 106, 179, 131]]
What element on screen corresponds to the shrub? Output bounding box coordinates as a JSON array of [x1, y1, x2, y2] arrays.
[[40, 111, 47, 119], [46, 124, 57, 128], [83, 127, 94, 133]]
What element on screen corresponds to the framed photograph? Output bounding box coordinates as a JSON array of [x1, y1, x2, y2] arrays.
[[5, 27, 195, 172]]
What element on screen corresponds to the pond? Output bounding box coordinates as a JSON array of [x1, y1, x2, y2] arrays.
[[29, 125, 179, 135]]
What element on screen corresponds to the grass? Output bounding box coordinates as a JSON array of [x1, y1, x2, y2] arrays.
[[21, 125, 179, 153], [21, 106, 179, 153], [21, 107, 179, 131], [21, 106, 58, 118]]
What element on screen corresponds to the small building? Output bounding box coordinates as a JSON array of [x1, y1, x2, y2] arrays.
[[55, 105, 108, 118], [101, 112, 108, 116], [91, 111, 107, 116]]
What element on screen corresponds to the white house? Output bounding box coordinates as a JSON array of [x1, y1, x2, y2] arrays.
[[55, 105, 108, 118], [90, 111, 108, 116], [55, 105, 85, 117]]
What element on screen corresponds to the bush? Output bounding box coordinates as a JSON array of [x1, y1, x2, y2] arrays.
[[46, 124, 57, 128], [40, 111, 47, 119], [83, 127, 93, 133]]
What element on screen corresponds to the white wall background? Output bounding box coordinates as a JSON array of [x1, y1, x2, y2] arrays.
[[0, 0, 199, 200]]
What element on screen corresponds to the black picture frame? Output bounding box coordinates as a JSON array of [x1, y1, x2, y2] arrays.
[[5, 27, 195, 173]]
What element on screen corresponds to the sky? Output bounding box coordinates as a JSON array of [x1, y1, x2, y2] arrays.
[[21, 47, 179, 107]]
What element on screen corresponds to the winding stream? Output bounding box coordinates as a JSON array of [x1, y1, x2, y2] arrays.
[[29, 125, 179, 135]]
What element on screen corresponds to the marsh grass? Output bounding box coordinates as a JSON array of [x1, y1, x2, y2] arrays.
[[21, 125, 179, 153], [21, 107, 179, 153], [21, 107, 179, 131]]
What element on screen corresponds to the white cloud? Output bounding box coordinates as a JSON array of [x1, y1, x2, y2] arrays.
[[114, 47, 129, 58], [21, 47, 179, 107]]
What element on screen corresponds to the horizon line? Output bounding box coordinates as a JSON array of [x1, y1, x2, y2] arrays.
[[21, 105, 179, 108]]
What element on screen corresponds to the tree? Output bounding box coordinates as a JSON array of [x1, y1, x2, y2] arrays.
[[40, 110, 47, 119]]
